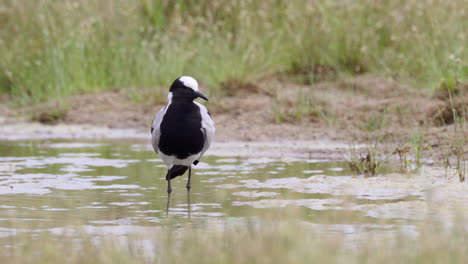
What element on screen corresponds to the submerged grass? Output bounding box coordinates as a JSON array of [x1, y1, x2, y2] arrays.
[[2, 213, 467, 264], [0, 0, 466, 104]]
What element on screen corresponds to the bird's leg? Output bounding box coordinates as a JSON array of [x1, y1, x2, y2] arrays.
[[186, 167, 192, 190], [166, 178, 172, 217], [166, 191, 171, 217], [186, 166, 192, 219], [167, 178, 172, 194], [187, 187, 191, 219]]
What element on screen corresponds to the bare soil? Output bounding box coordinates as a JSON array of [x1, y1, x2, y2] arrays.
[[1, 75, 466, 145]]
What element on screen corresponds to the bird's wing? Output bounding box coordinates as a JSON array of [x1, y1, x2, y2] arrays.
[[151, 106, 167, 152], [195, 102, 215, 157]]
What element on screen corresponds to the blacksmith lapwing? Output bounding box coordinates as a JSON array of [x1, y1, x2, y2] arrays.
[[151, 76, 215, 196]]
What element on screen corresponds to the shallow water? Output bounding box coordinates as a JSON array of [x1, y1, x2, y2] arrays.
[[0, 140, 463, 247]]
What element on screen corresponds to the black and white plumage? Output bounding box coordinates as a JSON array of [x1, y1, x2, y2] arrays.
[[151, 76, 215, 194]]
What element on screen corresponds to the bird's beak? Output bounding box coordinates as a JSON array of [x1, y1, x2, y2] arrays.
[[195, 91, 209, 101]]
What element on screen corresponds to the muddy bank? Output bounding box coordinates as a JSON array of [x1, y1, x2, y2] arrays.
[[0, 120, 147, 141], [1, 75, 466, 147], [0, 120, 353, 160]]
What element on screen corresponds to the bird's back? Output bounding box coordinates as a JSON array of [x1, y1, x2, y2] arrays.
[[158, 102, 205, 159]]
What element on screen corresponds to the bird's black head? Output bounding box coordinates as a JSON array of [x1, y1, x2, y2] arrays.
[[169, 76, 208, 101]]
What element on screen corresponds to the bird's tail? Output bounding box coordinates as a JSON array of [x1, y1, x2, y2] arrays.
[[166, 165, 189, 180]]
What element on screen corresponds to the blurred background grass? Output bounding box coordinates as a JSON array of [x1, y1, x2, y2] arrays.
[[0, 0, 466, 104]]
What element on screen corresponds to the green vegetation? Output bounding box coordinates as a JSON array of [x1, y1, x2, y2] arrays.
[[30, 103, 69, 124], [2, 213, 467, 263], [272, 86, 330, 124], [343, 144, 388, 176], [0, 0, 466, 104], [446, 117, 466, 182]]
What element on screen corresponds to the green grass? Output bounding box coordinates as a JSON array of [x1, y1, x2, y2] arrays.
[[2, 212, 467, 263], [0, 0, 467, 104]]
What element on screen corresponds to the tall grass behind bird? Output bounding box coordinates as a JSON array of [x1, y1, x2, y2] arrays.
[[0, 0, 466, 104]]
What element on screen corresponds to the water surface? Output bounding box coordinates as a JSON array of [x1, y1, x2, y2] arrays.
[[0, 140, 440, 244]]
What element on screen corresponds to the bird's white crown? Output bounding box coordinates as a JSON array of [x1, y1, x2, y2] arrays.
[[179, 76, 199, 91]]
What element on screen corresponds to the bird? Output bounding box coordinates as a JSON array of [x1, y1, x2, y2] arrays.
[[151, 76, 215, 197]]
